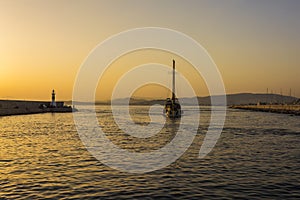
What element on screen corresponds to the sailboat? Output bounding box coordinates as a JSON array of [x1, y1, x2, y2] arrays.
[[164, 60, 182, 118]]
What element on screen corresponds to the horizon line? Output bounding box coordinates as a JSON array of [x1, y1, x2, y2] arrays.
[[1, 92, 298, 102]]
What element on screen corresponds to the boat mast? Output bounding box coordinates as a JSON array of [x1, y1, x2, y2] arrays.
[[172, 59, 175, 101]]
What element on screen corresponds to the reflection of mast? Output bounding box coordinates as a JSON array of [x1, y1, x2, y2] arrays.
[[172, 59, 175, 101]]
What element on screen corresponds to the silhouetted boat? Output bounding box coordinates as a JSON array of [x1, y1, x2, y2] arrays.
[[164, 60, 182, 118]]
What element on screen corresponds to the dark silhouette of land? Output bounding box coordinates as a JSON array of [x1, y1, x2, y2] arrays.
[[76, 93, 297, 106], [1, 93, 298, 117], [230, 104, 300, 116], [0, 100, 73, 116]]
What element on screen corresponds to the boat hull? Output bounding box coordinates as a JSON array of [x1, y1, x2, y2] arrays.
[[165, 109, 181, 118], [164, 99, 182, 118]]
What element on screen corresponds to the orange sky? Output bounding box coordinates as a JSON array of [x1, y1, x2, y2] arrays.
[[0, 0, 299, 100]]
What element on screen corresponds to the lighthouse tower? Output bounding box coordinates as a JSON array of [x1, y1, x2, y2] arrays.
[[51, 89, 56, 107]]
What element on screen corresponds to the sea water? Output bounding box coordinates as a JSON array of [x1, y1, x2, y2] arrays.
[[0, 106, 299, 199]]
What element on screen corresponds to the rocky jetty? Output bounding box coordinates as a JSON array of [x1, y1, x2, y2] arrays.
[[230, 104, 300, 116], [0, 100, 73, 116]]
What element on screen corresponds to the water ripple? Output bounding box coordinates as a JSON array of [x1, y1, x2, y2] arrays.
[[0, 106, 299, 199]]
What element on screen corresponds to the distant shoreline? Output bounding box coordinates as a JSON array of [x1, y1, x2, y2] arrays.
[[1, 93, 299, 117], [71, 93, 299, 106]]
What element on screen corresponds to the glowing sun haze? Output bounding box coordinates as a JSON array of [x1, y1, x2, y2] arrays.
[[0, 0, 299, 100]]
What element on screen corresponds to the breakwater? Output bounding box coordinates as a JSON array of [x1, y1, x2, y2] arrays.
[[230, 105, 300, 116], [0, 100, 73, 116]]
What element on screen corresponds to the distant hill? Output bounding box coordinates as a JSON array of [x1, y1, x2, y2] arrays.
[[112, 93, 297, 106], [70, 93, 298, 106]]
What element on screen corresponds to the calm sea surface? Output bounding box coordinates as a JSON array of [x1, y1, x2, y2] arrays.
[[0, 106, 299, 199]]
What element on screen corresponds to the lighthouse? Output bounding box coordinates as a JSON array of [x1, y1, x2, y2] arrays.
[[51, 89, 56, 107]]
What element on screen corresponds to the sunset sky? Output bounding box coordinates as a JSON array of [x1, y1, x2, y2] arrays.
[[1, 0, 299, 100]]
